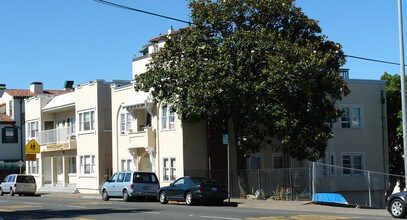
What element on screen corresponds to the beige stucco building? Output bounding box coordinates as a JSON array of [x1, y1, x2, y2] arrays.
[[25, 80, 118, 193]]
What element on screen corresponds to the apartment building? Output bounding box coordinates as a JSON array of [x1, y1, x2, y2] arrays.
[[25, 80, 119, 193], [0, 82, 68, 171]]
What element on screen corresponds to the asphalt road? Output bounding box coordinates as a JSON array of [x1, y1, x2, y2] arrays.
[[0, 195, 395, 220]]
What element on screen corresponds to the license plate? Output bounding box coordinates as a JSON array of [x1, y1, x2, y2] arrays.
[[211, 187, 218, 191]]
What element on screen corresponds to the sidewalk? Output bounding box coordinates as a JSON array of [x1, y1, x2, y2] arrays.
[[39, 192, 389, 217]]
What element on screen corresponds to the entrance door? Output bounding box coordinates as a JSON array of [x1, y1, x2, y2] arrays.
[[56, 157, 63, 183], [139, 154, 152, 171], [44, 157, 52, 183]]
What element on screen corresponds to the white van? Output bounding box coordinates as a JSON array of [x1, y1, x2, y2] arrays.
[[101, 171, 159, 202], [0, 174, 37, 196]]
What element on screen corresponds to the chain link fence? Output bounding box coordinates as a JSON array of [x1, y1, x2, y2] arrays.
[[186, 161, 403, 209]]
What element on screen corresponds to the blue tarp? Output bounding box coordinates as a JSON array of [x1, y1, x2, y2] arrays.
[[312, 193, 348, 204]]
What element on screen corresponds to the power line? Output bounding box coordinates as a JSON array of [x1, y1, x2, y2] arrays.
[[93, 0, 191, 25], [93, 0, 404, 67]]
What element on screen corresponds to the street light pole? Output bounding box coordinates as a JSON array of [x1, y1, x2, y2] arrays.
[[398, 0, 407, 187]]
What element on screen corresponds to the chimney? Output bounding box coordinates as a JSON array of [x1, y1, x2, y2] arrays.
[[0, 84, 6, 97], [30, 82, 43, 94], [64, 80, 74, 91], [168, 26, 174, 35]]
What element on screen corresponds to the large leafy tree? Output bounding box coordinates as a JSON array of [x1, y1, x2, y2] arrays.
[[381, 73, 404, 193], [135, 0, 349, 162]]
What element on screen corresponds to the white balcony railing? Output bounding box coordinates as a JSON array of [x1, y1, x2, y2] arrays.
[[37, 126, 76, 145]]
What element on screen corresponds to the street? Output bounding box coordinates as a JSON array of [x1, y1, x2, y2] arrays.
[[0, 195, 393, 220]]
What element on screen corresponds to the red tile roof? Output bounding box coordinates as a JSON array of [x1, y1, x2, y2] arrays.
[[5, 89, 69, 99], [0, 114, 15, 124]]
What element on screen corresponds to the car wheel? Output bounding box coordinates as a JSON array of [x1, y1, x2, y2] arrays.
[[10, 188, 14, 196], [185, 192, 194, 206], [0, 188, 3, 196], [122, 189, 130, 202], [390, 198, 407, 218], [102, 189, 110, 201], [159, 191, 168, 204]]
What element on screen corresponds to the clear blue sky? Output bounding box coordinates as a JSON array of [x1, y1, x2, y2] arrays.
[[0, 0, 404, 90]]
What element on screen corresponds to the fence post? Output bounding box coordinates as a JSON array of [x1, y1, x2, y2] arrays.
[[368, 171, 372, 207], [312, 162, 316, 202]]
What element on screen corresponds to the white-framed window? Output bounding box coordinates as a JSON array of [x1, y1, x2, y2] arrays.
[[272, 153, 283, 169], [78, 110, 95, 132], [28, 159, 39, 174], [163, 157, 176, 181], [68, 157, 77, 174], [27, 121, 39, 139], [79, 155, 95, 174], [120, 112, 132, 134], [162, 105, 175, 130], [340, 106, 362, 128], [121, 159, 132, 171], [341, 152, 364, 176], [330, 153, 336, 177], [316, 156, 327, 177], [248, 154, 262, 170], [8, 100, 13, 117]]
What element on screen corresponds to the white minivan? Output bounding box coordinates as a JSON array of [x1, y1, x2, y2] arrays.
[[0, 174, 37, 196]]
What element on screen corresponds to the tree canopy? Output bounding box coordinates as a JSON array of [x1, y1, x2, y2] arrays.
[[381, 73, 404, 190], [135, 0, 349, 161]]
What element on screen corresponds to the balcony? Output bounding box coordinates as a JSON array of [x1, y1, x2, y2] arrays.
[[37, 126, 77, 151], [128, 127, 156, 149]]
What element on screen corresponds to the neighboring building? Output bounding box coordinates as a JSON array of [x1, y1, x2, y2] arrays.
[[115, 29, 389, 207], [25, 80, 118, 193], [111, 28, 209, 186], [0, 82, 67, 172]]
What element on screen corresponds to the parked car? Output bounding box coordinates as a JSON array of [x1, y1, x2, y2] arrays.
[[101, 171, 159, 202], [158, 176, 228, 206], [0, 174, 37, 196], [387, 191, 407, 218]]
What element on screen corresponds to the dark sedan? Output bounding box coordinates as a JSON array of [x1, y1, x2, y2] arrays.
[[158, 176, 228, 205], [387, 191, 407, 218]]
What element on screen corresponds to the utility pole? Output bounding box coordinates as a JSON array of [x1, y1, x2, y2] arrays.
[[398, 0, 407, 187]]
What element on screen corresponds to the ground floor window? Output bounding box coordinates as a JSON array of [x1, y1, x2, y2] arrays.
[[248, 154, 262, 170], [341, 152, 364, 176], [68, 157, 77, 174], [79, 155, 95, 174], [272, 154, 283, 169], [121, 159, 132, 171], [28, 159, 39, 174], [163, 157, 176, 181]]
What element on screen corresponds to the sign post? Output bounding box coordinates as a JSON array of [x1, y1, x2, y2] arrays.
[[18, 160, 22, 174], [222, 134, 230, 203]]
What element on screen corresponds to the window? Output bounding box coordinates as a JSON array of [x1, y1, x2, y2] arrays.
[[341, 106, 362, 128], [120, 112, 132, 134], [79, 155, 95, 174], [272, 154, 283, 169], [68, 157, 77, 174], [28, 160, 39, 174], [79, 110, 95, 132], [27, 121, 38, 139], [341, 153, 364, 176], [163, 157, 176, 181], [316, 156, 327, 177], [2, 127, 17, 143], [248, 154, 262, 170], [162, 105, 175, 130], [330, 153, 336, 176], [8, 100, 13, 117], [121, 159, 132, 171]]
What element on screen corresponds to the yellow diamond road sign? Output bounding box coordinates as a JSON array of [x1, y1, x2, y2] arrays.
[[26, 139, 40, 154]]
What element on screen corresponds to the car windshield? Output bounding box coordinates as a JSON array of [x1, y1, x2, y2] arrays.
[[16, 175, 35, 183], [190, 177, 216, 184]]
